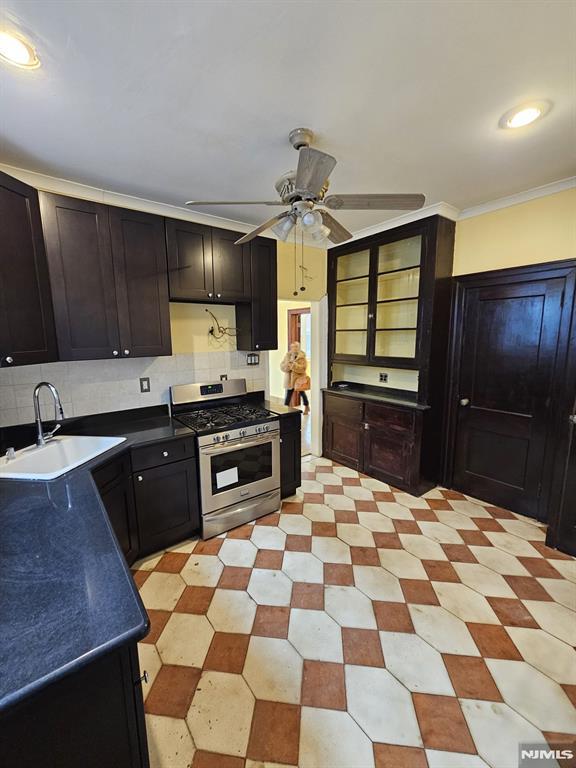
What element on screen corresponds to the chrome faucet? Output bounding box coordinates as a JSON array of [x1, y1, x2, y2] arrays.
[[33, 382, 65, 447]]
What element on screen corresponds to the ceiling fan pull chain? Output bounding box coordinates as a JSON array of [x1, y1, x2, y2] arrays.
[[300, 229, 306, 292], [293, 225, 298, 296]]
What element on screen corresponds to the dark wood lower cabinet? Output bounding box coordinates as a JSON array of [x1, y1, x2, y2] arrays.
[[322, 394, 364, 470], [93, 454, 139, 566], [280, 414, 302, 498], [134, 457, 200, 556], [0, 644, 149, 768]]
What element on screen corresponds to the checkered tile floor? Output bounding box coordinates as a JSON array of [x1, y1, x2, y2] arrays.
[[132, 457, 576, 768]]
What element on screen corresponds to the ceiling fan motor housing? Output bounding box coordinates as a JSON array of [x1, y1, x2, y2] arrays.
[[288, 127, 314, 150]]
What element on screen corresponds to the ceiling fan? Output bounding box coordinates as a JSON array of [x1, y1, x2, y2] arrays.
[[185, 128, 425, 246]]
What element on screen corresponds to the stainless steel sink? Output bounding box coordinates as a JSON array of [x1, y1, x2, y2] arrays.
[[0, 435, 126, 480]]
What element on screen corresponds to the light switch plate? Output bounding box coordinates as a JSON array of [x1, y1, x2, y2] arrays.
[[140, 377, 150, 393]]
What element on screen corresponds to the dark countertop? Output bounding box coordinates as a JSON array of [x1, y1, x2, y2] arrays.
[[0, 398, 298, 713], [323, 385, 430, 411]]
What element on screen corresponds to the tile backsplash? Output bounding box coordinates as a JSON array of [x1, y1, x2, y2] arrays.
[[0, 351, 269, 427]]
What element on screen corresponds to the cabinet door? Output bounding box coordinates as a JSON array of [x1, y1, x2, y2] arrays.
[[166, 218, 214, 301], [236, 238, 278, 350], [134, 458, 200, 555], [93, 455, 139, 565], [331, 248, 371, 362], [363, 427, 413, 488], [323, 416, 364, 469], [109, 207, 171, 358], [40, 193, 121, 360], [281, 427, 301, 498], [0, 172, 57, 367], [212, 229, 251, 301]]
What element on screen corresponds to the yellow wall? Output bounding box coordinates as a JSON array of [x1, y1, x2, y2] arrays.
[[453, 188, 576, 276], [170, 303, 237, 353], [269, 300, 311, 399], [277, 242, 327, 301]]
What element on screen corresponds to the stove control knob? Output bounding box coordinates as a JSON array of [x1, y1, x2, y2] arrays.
[[263, 425, 269, 432], [213, 435, 220, 443], [239, 429, 246, 438], [223, 433, 229, 441]]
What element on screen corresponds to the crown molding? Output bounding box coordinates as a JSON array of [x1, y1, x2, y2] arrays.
[[344, 202, 460, 243], [458, 176, 576, 220]]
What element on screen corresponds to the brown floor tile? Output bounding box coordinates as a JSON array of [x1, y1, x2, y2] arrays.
[[285, 534, 312, 552], [154, 552, 191, 573], [441, 544, 478, 563], [144, 664, 201, 718], [355, 500, 379, 512], [542, 733, 576, 768], [460, 530, 493, 546], [204, 632, 250, 673], [252, 605, 291, 638], [422, 560, 460, 582], [532, 541, 574, 560], [562, 685, 576, 707], [413, 693, 476, 753], [254, 549, 283, 569], [373, 601, 414, 633], [374, 743, 428, 768], [301, 471, 316, 481], [350, 546, 380, 565], [335, 510, 360, 524], [441, 490, 467, 500], [400, 579, 440, 605], [131, 570, 151, 588], [316, 465, 334, 473], [323, 484, 344, 495], [192, 751, 245, 768], [504, 575, 554, 601], [393, 520, 420, 535], [373, 491, 396, 502], [141, 608, 171, 644], [486, 597, 540, 628], [342, 477, 361, 486], [473, 518, 504, 532], [175, 586, 215, 615], [301, 660, 347, 709], [427, 498, 453, 511], [247, 700, 300, 764], [193, 538, 223, 555], [303, 493, 325, 504], [291, 582, 324, 610], [324, 563, 355, 586], [226, 523, 254, 539], [218, 566, 252, 590], [411, 508, 439, 522], [342, 628, 385, 667], [374, 532, 403, 549], [282, 501, 303, 514], [517, 557, 564, 578], [312, 522, 337, 537], [467, 623, 522, 659], [255, 512, 281, 526], [443, 654, 502, 701], [484, 505, 516, 519]]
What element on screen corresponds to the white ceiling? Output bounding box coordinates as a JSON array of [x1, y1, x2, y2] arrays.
[[1, 0, 575, 233]]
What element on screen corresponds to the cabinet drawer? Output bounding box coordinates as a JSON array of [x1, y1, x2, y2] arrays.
[[131, 436, 196, 471], [323, 393, 363, 422], [93, 453, 131, 489], [364, 402, 415, 436]]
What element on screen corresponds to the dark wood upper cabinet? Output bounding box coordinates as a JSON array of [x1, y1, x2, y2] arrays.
[[109, 207, 171, 358], [41, 193, 171, 360], [0, 172, 57, 367], [212, 229, 251, 301], [236, 237, 278, 351], [166, 219, 213, 301]]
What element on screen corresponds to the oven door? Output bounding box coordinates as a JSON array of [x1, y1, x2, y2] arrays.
[[199, 431, 280, 515]]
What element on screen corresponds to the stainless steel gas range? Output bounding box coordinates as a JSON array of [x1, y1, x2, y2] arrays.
[[170, 379, 280, 538]]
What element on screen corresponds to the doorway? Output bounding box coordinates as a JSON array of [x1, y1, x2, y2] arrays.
[[445, 260, 576, 523]]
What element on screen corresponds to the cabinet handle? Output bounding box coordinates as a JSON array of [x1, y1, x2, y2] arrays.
[[112, 350, 119, 356], [460, 398, 470, 407], [137, 475, 143, 482], [138, 671, 148, 685], [280, 438, 283, 444], [162, 451, 169, 457], [364, 423, 370, 430], [4, 356, 13, 364], [208, 292, 213, 298], [124, 349, 130, 356]]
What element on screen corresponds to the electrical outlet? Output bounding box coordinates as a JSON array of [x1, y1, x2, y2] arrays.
[[379, 372, 389, 383], [139, 377, 150, 393], [220, 374, 228, 381]]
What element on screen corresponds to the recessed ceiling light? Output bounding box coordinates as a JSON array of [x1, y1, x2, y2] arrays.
[[499, 101, 550, 129], [0, 30, 40, 69]]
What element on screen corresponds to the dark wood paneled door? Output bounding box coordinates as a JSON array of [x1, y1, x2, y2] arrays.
[[212, 229, 251, 301], [0, 172, 57, 367], [40, 193, 121, 360], [453, 277, 565, 519], [109, 207, 171, 358], [166, 218, 214, 301], [554, 405, 576, 555]]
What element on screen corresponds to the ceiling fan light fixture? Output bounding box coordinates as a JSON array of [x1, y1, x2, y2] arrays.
[[311, 224, 331, 242], [271, 214, 296, 241], [300, 209, 323, 230]]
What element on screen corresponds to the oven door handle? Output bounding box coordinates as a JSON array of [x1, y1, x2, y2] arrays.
[[200, 432, 279, 456]]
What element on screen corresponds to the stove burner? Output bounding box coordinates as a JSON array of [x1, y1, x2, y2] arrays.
[[174, 403, 274, 434]]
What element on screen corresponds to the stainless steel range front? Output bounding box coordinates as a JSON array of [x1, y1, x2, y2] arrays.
[[170, 380, 281, 538]]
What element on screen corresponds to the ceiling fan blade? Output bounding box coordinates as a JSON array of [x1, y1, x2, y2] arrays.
[[234, 211, 291, 245], [320, 211, 353, 245], [295, 148, 337, 197], [323, 193, 426, 211], [185, 200, 285, 206]]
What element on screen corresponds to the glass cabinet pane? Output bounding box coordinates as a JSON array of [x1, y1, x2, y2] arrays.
[[336, 277, 369, 305], [378, 236, 421, 273], [375, 330, 417, 358], [336, 304, 368, 330], [377, 268, 420, 302], [337, 250, 370, 280], [336, 331, 367, 356], [376, 299, 418, 329]]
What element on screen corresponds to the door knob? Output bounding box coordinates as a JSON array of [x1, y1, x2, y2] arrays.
[[460, 398, 470, 406]]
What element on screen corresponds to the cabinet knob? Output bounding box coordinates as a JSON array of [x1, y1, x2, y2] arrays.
[[137, 475, 143, 482], [162, 451, 169, 457], [4, 356, 13, 364], [460, 398, 470, 407], [216, 293, 221, 298], [112, 350, 119, 356], [364, 423, 370, 430], [208, 292, 213, 298], [569, 414, 576, 425], [124, 349, 130, 356], [255, 344, 259, 349], [368, 313, 374, 319]]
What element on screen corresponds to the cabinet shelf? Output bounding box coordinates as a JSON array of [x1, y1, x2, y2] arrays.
[[336, 274, 370, 284], [377, 263, 422, 277], [376, 326, 418, 332], [376, 296, 420, 305]]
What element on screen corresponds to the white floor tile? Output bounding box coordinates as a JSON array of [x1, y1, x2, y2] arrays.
[[243, 636, 303, 704], [278, 514, 313, 535], [250, 525, 287, 550], [409, 604, 480, 655], [146, 714, 195, 768], [399, 533, 448, 561], [379, 631, 454, 695], [505, 627, 576, 684], [324, 494, 357, 511], [357, 511, 395, 532], [207, 589, 256, 633], [376, 501, 415, 520], [353, 565, 404, 601], [300, 707, 375, 768], [139, 572, 186, 610], [522, 600, 576, 645], [288, 608, 343, 662], [537, 578, 576, 610], [484, 532, 540, 558], [378, 549, 428, 579], [469, 546, 530, 576], [435, 510, 480, 530], [156, 613, 214, 667], [137, 643, 162, 702], [282, 551, 325, 582], [426, 750, 489, 768], [324, 585, 377, 628], [311, 536, 352, 564], [418, 521, 464, 544], [181, 554, 224, 586], [453, 562, 517, 598], [433, 581, 500, 624], [302, 503, 336, 522], [247, 569, 293, 606], [336, 523, 375, 548]]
